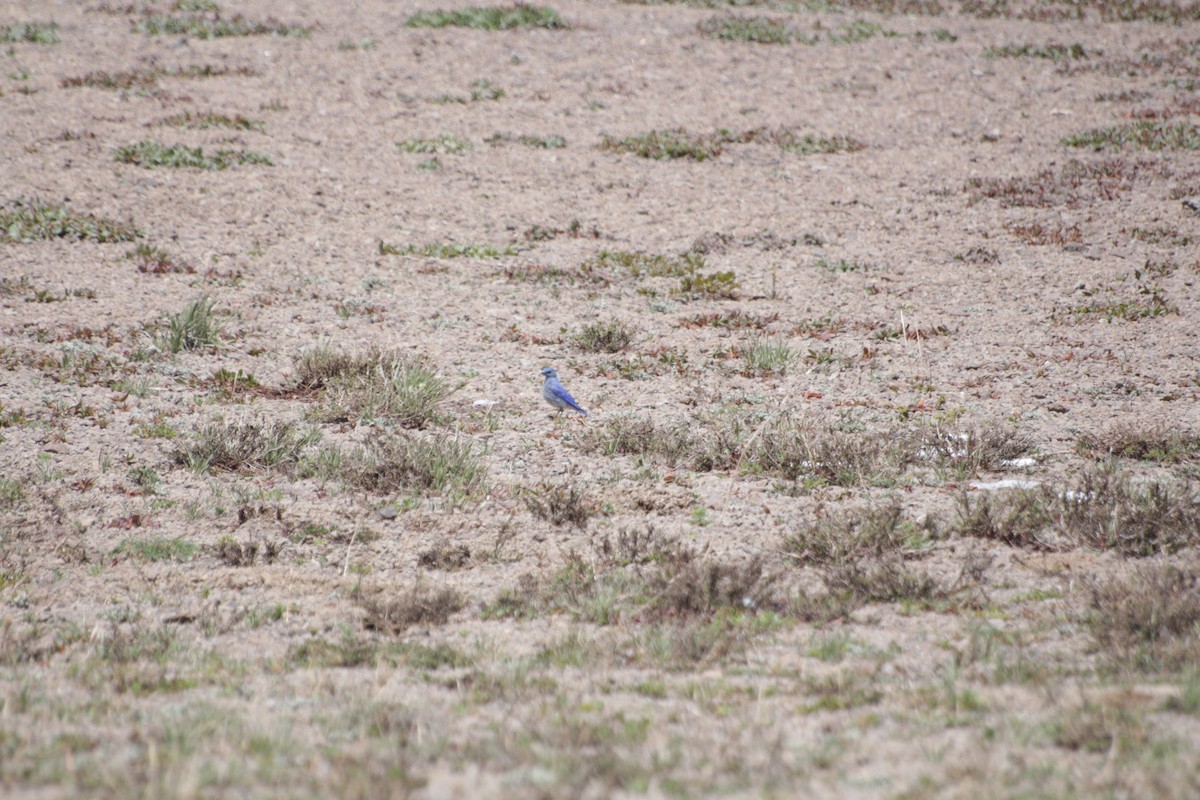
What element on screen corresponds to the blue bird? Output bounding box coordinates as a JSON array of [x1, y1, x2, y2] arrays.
[[541, 367, 588, 418]]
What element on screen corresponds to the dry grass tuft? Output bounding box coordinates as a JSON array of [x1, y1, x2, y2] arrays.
[[356, 584, 466, 634], [1077, 423, 1200, 464], [782, 503, 934, 566], [522, 481, 595, 528], [1086, 561, 1200, 673], [953, 467, 1200, 556], [174, 418, 320, 474]]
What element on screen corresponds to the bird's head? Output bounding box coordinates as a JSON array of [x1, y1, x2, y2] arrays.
[[540, 367, 557, 378]]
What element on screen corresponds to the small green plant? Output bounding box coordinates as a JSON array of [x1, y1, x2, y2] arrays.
[[484, 132, 567, 148], [574, 320, 636, 353], [742, 337, 797, 375], [115, 141, 272, 169], [404, 5, 568, 30], [126, 466, 161, 494], [1, 199, 139, 243], [0, 22, 59, 44], [158, 295, 220, 352]]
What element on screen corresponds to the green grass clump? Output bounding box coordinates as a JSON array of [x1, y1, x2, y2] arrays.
[[1, 199, 139, 243], [0, 22, 59, 43], [379, 241, 518, 258], [134, 13, 311, 39], [404, 4, 568, 30], [157, 110, 264, 131], [115, 141, 272, 169], [742, 337, 798, 375], [599, 128, 724, 160], [1063, 121, 1200, 151], [158, 295, 221, 353], [115, 536, 197, 562]]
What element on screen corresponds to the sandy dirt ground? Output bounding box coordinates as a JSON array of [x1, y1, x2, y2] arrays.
[[2, 0, 1200, 797]]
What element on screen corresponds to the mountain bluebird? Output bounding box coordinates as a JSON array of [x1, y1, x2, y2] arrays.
[[541, 367, 588, 417]]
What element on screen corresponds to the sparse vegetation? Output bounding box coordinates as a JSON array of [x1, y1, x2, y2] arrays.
[[356, 584, 466, 633], [174, 418, 320, 474], [522, 481, 594, 528], [115, 141, 272, 169], [134, 12, 311, 39], [379, 241, 517, 258], [599, 128, 725, 160], [404, 4, 568, 30], [1063, 121, 1200, 151], [1077, 424, 1200, 464], [574, 320, 636, 353], [984, 42, 1089, 63], [0, 22, 59, 44], [303, 349, 451, 428], [157, 110, 264, 131], [7, 3, 1200, 797], [698, 14, 803, 45], [1, 199, 138, 243], [127, 243, 193, 274], [966, 159, 1164, 207], [1086, 561, 1200, 673], [115, 536, 197, 562], [335, 433, 488, 498], [953, 467, 1200, 556]]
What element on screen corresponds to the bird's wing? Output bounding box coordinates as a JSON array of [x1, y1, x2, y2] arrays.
[[548, 382, 584, 412]]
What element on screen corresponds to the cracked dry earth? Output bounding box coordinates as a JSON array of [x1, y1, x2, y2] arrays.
[[2, 0, 1200, 798]]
